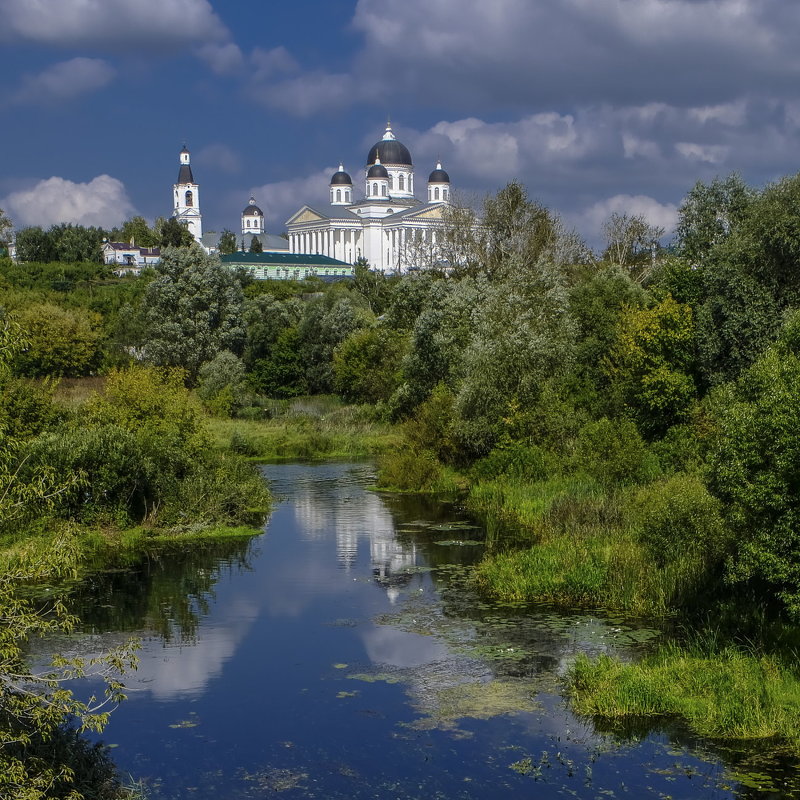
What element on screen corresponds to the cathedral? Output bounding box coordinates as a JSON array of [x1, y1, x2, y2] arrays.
[[285, 123, 452, 272], [172, 123, 453, 273]]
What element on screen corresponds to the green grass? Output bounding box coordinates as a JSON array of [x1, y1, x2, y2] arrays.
[[207, 397, 402, 461], [470, 475, 711, 616], [568, 644, 800, 749]]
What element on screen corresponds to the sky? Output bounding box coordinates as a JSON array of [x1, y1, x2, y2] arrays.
[[2, 0, 800, 248]]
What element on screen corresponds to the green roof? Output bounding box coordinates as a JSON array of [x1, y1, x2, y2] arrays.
[[220, 252, 350, 267]]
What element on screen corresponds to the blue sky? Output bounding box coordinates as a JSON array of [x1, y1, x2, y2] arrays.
[[2, 0, 800, 247]]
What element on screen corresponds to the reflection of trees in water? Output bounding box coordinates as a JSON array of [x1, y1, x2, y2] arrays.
[[70, 538, 256, 644], [589, 714, 800, 799]]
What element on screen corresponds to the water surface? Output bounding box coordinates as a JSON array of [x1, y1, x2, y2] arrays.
[[69, 463, 798, 798]]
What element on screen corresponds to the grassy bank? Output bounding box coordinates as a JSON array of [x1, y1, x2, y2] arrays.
[[207, 396, 402, 461], [468, 472, 724, 617], [567, 644, 800, 750]]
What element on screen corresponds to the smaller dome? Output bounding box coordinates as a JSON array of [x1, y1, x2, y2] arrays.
[[428, 161, 450, 183], [330, 164, 352, 185], [242, 196, 263, 216], [367, 160, 389, 179]]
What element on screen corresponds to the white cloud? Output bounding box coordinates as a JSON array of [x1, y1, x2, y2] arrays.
[[248, 71, 363, 117], [4, 175, 136, 229], [197, 42, 244, 75], [12, 58, 115, 105], [579, 194, 679, 246], [0, 0, 228, 49], [247, 170, 334, 228], [675, 142, 730, 164], [195, 144, 241, 174]]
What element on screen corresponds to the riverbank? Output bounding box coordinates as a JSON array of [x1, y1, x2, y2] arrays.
[[567, 643, 800, 753]]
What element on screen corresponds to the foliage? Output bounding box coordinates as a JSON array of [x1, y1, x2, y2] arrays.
[[249, 327, 308, 398], [197, 350, 250, 416], [218, 228, 237, 255], [15, 224, 105, 264], [140, 245, 246, 379], [602, 211, 664, 276], [12, 303, 104, 378], [674, 173, 754, 264], [158, 217, 195, 248], [707, 328, 800, 619], [569, 644, 800, 748], [572, 417, 659, 487], [108, 216, 159, 248], [605, 295, 696, 436], [333, 326, 409, 404], [249, 236, 263, 253]]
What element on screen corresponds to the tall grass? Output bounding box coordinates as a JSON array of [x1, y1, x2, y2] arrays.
[[470, 474, 715, 616], [568, 643, 800, 748], [206, 397, 402, 461]]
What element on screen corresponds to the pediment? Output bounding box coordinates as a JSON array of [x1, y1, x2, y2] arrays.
[[286, 206, 327, 225]]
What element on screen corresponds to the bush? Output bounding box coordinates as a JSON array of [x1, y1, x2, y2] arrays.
[[572, 417, 660, 487], [470, 441, 550, 483], [628, 473, 728, 568], [197, 350, 250, 416]]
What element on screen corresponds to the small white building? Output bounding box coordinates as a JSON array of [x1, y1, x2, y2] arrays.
[[102, 241, 161, 274]]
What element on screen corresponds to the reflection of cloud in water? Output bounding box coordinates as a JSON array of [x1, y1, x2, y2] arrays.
[[133, 597, 258, 700], [361, 625, 449, 668]]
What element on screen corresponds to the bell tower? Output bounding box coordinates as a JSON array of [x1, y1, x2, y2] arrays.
[[172, 144, 203, 241]]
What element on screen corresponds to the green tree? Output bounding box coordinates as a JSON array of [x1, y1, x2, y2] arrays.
[[708, 316, 800, 618], [605, 295, 696, 436], [218, 228, 237, 255], [0, 207, 12, 254], [111, 215, 158, 247], [249, 236, 263, 253], [333, 326, 409, 404], [674, 173, 754, 264], [14, 227, 54, 263], [140, 246, 246, 379], [601, 211, 664, 278], [159, 217, 196, 248]]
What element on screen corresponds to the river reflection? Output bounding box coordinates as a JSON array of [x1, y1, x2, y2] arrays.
[[69, 462, 799, 799]]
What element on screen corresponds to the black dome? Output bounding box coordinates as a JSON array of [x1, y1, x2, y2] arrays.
[[367, 162, 389, 179], [243, 204, 263, 216], [367, 139, 412, 167], [428, 167, 450, 183], [331, 170, 352, 185]]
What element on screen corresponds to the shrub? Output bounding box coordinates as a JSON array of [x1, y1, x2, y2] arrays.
[[628, 473, 728, 568], [572, 417, 660, 487], [470, 441, 549, 483]]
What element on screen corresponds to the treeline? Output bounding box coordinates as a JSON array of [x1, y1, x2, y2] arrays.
[[3, 172, 800, 624]]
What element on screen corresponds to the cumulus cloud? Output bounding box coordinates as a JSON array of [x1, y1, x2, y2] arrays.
[[4, 175, 136, 229], [246, 170, 335, 228], [197, 42, 244, 75], [0, 0, 229, 49], [12, 58, 115, 105], [347, 0, 800, 111], [248, 71, 363, 117], [578, 194, 680, 248]]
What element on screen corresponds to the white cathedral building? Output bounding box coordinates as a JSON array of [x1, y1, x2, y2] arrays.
[[285, 123, 452, 272], [173, 123, 454, 273]]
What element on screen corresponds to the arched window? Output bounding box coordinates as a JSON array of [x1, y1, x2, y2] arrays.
[[444, 188, 449, 200], [389, 175, 394, 190], [435, 187, 440, 200], [185, 190, 193, 207], [246, 219, 250, 227], [399, 175, 405, 191], [336, 189, 341, 202], [382, 184, 387, 196]]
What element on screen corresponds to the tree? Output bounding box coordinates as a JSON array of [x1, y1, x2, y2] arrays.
[[159, 217, 196, 248], [249, 236, 263, 253], [218, 228, 237, 255], [674, 174, 754, 264], [708, 316, 800, 619], [140, 246, 246, 379], [602, 212, 664, 277], [0, 208, 12, 253], [605, 295, 696, 436], [333, 327, 409, 403], [14, 224, 104, 263], [352, 258, 395, 314], [110, 215, 158, 247]]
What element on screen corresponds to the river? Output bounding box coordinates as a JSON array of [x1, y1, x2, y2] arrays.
[[66, 462, 798, 798]]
